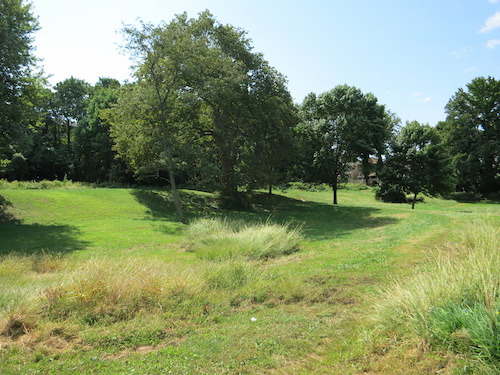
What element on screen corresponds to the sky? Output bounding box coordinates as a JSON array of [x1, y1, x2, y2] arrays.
[[31, 0, 500, 126]]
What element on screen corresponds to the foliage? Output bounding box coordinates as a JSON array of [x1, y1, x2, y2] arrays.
[[111, 12, 297, 210], [377, 121, 456, 209], [372, 219, 499, 372], [297, 86, 391, 204], [0, 0, 45, 172], [374, 184, 407, 203], [52, 77, 91, 146], [439, 76, 500, 196], [72, 78, 127, 183]]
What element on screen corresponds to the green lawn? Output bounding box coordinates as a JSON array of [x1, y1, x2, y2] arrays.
[[0, 185, 498, 374]]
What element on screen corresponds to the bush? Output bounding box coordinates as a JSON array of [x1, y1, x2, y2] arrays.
[[446, 191, 483, 202], [186, 218, 302, 261], [375, 183, 407, 203], [372, 219, 499, 372]]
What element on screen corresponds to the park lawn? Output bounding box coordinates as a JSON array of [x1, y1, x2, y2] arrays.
[[0, 185, 498, 374]]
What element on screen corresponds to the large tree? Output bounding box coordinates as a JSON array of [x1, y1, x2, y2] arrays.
[[298, 85, 391, 204], [112, 11, 296, 211], [0, 0, 40, 167], [439, 77, 500, 196], [378, 121, 456, 209]]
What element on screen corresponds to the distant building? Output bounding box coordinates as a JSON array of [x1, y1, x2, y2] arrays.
[[346, 158, 379, 186]]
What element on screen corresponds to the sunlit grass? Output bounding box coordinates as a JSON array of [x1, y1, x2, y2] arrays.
[[371, 219, 499, 373], [0, 184, 498, 374]]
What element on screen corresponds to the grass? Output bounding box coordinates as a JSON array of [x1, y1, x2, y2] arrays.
[[0, 181, 498, 374], [370, 218, 499, 373], [185, 218, 302, 260]]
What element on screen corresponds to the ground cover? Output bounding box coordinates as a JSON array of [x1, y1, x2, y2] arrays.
[[0, 182, 498, 374]]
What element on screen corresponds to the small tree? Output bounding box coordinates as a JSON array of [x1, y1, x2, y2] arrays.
[[297, 86, 390, 204], [378, 121, 455, 209]]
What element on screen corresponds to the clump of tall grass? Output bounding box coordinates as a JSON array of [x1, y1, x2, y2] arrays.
[[41, 259, 206, 324], [185, 218, 302, 261], [0, 252, 67, 276], [372, 219, 499, 371]]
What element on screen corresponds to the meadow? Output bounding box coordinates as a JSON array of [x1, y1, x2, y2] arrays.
[[0, 181, 498, 374]]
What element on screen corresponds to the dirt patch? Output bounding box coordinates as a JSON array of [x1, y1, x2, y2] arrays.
[[105, 337, 186, 360]]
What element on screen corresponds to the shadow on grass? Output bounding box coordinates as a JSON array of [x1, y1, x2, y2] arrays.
[[0, 194, 89, 256], [132, 189, 220, 220], [248, 193, 399, 240], [131, 189, 399, 241], [0, 223, 89, 256]]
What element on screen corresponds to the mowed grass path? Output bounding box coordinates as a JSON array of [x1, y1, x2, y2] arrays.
[[0, 186, 498, 374]]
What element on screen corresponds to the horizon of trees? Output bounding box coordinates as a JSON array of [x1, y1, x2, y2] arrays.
[[1, 1, 498, 216]]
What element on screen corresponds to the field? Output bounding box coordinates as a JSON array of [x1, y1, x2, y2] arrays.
[[0, 182, 498, 374]]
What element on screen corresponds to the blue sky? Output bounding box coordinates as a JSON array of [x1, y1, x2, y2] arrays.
[[32, 0, 500, 126]]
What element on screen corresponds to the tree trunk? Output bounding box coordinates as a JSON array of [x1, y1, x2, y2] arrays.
[[66, 119, 71, 145], [213, 132, 239, 204], [165, 144, 185, 223], [332, 182, 338, 205], [268, 184, 273, 195], [411, 192, 418, 209]]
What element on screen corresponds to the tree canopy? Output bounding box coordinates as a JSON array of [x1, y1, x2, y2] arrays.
[[0, 0, 40, 167], [439, 77, 500, 196], [297, 85, 392, 204], [109, 11, 297, 213], [377, 121, 456, 209]]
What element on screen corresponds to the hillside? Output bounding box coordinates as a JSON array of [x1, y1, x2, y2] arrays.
[[0, 184, 498, 374]]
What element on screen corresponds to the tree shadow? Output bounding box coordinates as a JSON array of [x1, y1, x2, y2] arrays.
[[0, 194, 89, 256], [132, 189, 221, 220], [131, 189, 399, 241], [247, 193, 399, 240], [0, 223, 89, 256]]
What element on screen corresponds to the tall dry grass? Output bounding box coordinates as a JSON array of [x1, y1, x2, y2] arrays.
[[185, 218, 302, 261], [372, 219, 499, 372]]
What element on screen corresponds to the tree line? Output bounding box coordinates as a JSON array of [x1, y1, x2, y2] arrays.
[[1, 1, 499, 218]]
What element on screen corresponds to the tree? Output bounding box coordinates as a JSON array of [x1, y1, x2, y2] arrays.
[[439, 77, 500, 196], [73, 78, 126, 182], [297, 85, 390, 204], [0, 0, 41, 169], [53, 77, 91, 145], [112, 11, 296, 212], [377, 121, 456, 209]]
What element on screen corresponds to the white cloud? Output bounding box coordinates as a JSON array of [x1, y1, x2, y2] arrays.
[[416, 97, 432, 103], [479, 12, 500, 33], [489, 0, 500, 3], [451, 46, 472, 58], [486, 39, 500, 48]]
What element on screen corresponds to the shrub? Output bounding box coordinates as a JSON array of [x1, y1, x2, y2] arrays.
[[446, 191, 483, 202], [375, 183, 407, 203], [372, 219, 499, 371]]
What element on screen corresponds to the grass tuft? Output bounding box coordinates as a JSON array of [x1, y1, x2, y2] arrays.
[[186, 218, 302, 261]]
